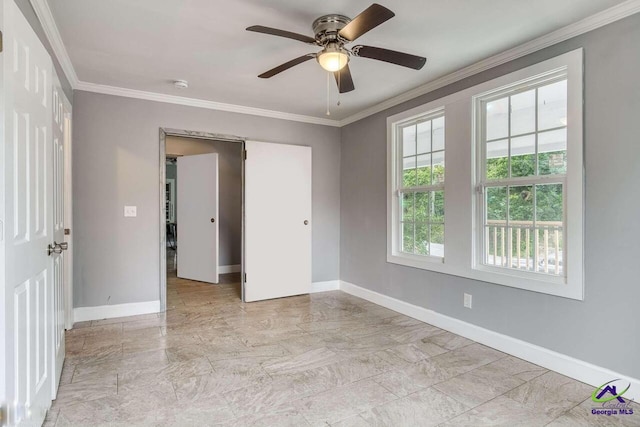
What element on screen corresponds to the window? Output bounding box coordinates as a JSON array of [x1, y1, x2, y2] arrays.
[[477, 75, 568, 279], [388, 48, 583, 299], [398, 113, 445, 258]]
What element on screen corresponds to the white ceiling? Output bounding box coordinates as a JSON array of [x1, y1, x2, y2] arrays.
[[48, 0, 624, 121]]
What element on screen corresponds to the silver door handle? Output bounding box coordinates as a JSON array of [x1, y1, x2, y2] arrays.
[[47, 241, 68, 256]]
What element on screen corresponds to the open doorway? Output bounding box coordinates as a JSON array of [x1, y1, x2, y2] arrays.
[[160, 130, 244, 310]]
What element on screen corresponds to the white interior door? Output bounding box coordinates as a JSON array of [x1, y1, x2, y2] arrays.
[[177, 153, 219, 283], [244, 141, 312, 302], [1, 0, 54, 424], [51, 73, 67, 397]]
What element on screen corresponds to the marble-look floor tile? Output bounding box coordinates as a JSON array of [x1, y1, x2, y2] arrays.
[[330, 415, 371, 427], [429, 343, 506, 377], [423, 330, 475, 350], [223, 375, 313, 416], [287, 353, 393, 393], [433, 358, 526, 407], [117, 356, 213, 388], [54, 274, 603, 427], [262, 347, 338, 375], [361, 387, 469, 427], [295, 379, 397, 426], [372, 359, 454, 397], [505, 371, 595, 419], [383, 340, 448, 363], [54, 375, 117, 406], [441, 395, 547, 426]]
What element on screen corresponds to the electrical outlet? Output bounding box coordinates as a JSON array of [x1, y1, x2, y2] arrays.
[[464, 293, 472, 309], [124, 206, 137, 217]]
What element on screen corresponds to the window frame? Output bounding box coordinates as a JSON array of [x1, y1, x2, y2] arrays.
[[387, 48, 583, 300], [388, 107, 447, 269], [396, 111, 446, 259]]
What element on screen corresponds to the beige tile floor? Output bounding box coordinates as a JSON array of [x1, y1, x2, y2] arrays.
[[44, 263, 639, 426]]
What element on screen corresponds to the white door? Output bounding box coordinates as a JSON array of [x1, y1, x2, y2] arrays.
[[177, 153, 219, 283], [1, 0, 54, 425], [244, 141, 312, 302], [51, 74, 67, 397]]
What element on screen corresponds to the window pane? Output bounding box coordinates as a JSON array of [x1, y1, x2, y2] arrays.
[[402, 192, 414, 222], [403, 124, 416, 157], [432, 151, 445, 184], [510, 134, 536, 177], [486, 139, 508, 180], [417, 121, 431, 154], [432, 190, 444, 223], [537, 227, 563, 275], [538, 80, 567, 131], [415, 192, 429, 223], [432, 116, 445, 151], [486, 225, 507, 267], [402, 222, 414, 253], [510, 226, 535, 271], [536, 184, 563, 222], [415, 223, 429, 255], [511, 89, 536, 136], [403, 156, 416, 187], [486, 186, 507, 221], [416, 154, 431, 186], [538, 128, 567, 175], [429, 224, 444, 257], [509, 185, 534, 222], [486, 97, 509, 141]]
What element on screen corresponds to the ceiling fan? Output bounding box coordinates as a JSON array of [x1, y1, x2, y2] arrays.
[[246, 3, 427, 93]]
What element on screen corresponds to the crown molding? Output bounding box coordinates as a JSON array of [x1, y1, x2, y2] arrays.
[[31, 0, 640, 128], [75, 81, 341, 127], [338, 0, 640, 126], [29, 0, 79, 87]]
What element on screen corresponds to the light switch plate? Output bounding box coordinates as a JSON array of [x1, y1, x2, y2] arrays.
[[124, 206, 137, 217]]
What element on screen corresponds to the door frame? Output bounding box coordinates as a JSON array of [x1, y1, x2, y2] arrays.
[[62, 93, 73, 330], [158, 128, 245, 312]]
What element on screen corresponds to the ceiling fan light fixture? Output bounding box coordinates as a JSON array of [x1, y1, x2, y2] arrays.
[[317, 45, 349, 72]]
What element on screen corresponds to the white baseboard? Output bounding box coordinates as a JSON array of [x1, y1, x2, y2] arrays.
[[219, 264, 241, 274], [339, 280, 640, 401], [73, 300, 160, 323], [311, 280, 341, 293]]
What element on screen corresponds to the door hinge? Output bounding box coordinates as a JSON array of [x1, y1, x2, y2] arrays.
[[0, 31, 3, 53], [64, 228, 71, 235], [244, 273, 247, 282], [243, 150, 247, 160]]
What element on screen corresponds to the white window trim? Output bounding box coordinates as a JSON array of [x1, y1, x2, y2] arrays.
[[387, 48, 584, 300]]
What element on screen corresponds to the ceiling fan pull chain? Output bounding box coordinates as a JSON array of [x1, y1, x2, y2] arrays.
[[326, 71, 331, 116]]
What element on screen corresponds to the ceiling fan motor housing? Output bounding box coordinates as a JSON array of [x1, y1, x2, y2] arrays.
[[312, 14, 351, 45]]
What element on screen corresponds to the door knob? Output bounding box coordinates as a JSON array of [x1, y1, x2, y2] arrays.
[[47, 244, 62, 256], [47, 242, 68, 256], [210, 218, 215, 223], [304, 220, 309, 225]]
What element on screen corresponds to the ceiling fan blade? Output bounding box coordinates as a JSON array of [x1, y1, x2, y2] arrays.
[[352, 45, 426, 70], [258, 54, 316, 78], [338, 4, 395, 42], [246, 25, 317, 44], [334, 65, 355, 93]]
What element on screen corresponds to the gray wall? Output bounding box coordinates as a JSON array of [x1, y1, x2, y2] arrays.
[[340, 13, 640, 380], [15, 0, 73, 101], [166, 136, 242, 267], [73, 91, 340, 307]]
